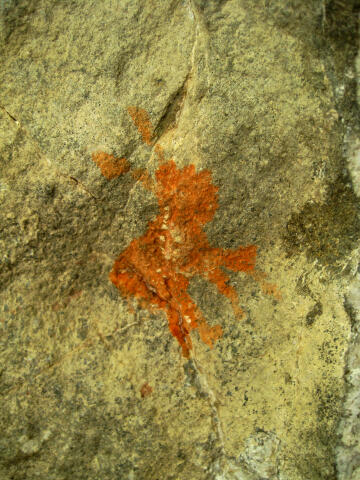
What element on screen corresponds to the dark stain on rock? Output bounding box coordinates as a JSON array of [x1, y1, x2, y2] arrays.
[[297, 380, 342, 480], [318, 340, 339, 366], [322, 0, 360, 46], [76, 317, 89, 340], [283, 172, 360, 272], [313, 381, 342, 479], [343, 295, 358, 329], [306, 301, 323, 326]]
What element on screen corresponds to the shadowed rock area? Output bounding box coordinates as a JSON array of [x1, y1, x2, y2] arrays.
[[1, 1, 360, 479]]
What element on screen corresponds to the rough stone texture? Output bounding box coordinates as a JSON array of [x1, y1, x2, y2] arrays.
[[0, 1, 359, 479], [336, 278, 360, 480], [336, 5, 360, 478]]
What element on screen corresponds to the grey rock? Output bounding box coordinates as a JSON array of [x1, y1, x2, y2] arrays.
[[1, 1, 359, 479]]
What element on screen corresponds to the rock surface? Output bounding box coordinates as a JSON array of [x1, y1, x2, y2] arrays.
[[0, 1, 359, 479]]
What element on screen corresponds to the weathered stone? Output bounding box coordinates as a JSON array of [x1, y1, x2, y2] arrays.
[[0, 1, 359, 479]]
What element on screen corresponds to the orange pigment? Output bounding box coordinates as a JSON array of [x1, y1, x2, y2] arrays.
[[249, 271, 282, 301], [108, 107, 281, 357], [131, 168, 154, 191], [140, 382, 153, 398], [92, 151, 130, 180], [127, 106, 153, 146], [110, 150, 257, 357]]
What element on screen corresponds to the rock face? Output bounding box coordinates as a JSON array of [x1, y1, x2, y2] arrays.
[[0, 1, 359, 479]]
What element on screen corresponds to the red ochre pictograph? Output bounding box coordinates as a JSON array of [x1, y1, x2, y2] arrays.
[[93, 107, 280, 357], [92, 151, 130, 180]]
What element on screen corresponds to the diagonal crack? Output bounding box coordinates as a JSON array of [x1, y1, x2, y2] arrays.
[[120, 0, 212, 219], [188, 348, 254, 479], [0, 104, 18, 123], [152, 73, 191, 142], [187, 0, 210, 100], [182, 320, 233, 476], [189, 348, 227, 456]]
